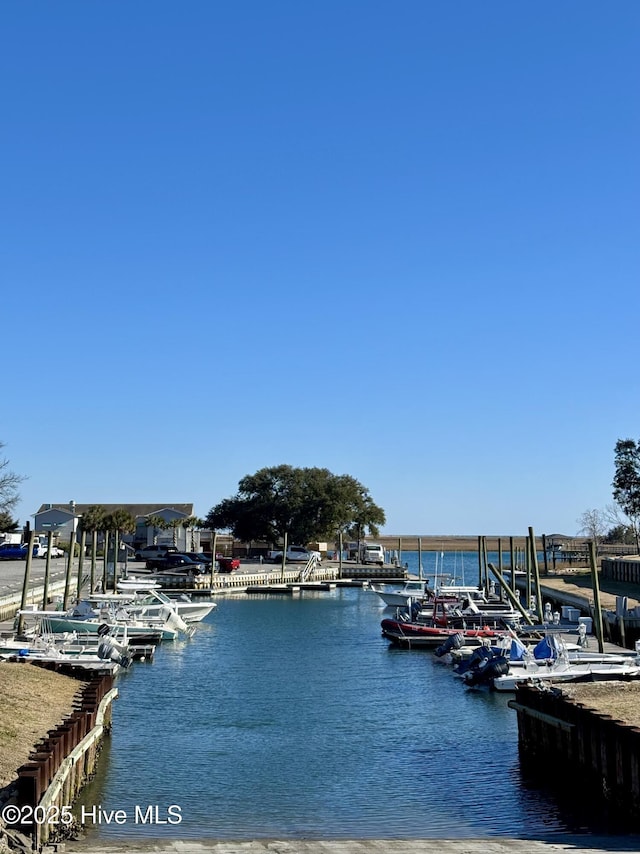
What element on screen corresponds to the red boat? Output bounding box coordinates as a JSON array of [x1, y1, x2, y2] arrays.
[[381, 597, 513, 648]]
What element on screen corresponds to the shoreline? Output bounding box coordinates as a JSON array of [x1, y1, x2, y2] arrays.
[[63, 834, 640, 854]]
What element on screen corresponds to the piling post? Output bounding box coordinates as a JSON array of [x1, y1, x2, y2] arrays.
[[90, 531, 97, 593], [211, 532, 218, 587], [509, 536, 515, 591], [76, 529, 87, 601], [17, 531, 36, 635], [62, 532, 75, 610], [497, 538, 503, 599], [112, 529, 119, 593], [280, 531, 288, 581], [418, 537, 423, 580], [338, 531, 343, 578], [529, 526, 543, 623], [588, 540, 605, 653], [42, 530, 53, 610], [477, 536, 482, 588], [482, 537, 489, 594], [102, 531, 110, 593], [542, 533, 549, 575]]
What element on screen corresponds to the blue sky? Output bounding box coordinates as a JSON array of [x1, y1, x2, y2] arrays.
[[2, 1, 639, 537]]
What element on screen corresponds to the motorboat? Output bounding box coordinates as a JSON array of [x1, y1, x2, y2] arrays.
[[110, 578, 217, 622], [491, 656, 640, 692], [381, 595, 519, 648], [381, 619, 505, 648], [0, 621, 132, 672], [458, 634, 640, 691], [17, 599, 193, 641], [370, 579, 433, 608]]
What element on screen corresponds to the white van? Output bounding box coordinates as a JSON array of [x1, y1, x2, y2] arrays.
[[360, 543, 385, 566]]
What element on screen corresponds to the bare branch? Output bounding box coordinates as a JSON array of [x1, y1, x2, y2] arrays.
[[0, 442, 26, 515]]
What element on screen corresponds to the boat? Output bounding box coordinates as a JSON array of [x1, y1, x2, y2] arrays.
[[17, 599, 193, 641], [370, 579, 433, 608], [459, 635, 640, 691], [108, 578, 217, 623], [381, 596, 519, 648], [381, 618, 507, 648], [0, 621, 132, 673], [491, 657, 640, 692]]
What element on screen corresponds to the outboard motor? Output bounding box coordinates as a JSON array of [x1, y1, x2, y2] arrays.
[[454, 644, 494, 676], [434, 632, 464, 658], [463, 656, 509, 688], [97, 638, 131, 668]]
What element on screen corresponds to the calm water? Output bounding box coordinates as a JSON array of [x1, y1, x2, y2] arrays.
[[76, 553, 604, 841]]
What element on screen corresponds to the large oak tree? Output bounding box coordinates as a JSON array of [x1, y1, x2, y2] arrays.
[[206, 465, 385, 546]]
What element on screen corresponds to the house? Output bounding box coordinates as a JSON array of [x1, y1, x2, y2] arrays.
[[33, 502, 199, 552]]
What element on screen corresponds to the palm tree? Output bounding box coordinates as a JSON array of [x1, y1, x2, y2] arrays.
[[145, 514, 169, 545], [104, 510, 136, 592], [181, 516, 204, 551], [80, 505, 107, 592]]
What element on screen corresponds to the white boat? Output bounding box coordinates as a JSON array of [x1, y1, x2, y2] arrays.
[[111, 578, 217, 623], [491, 656, 640, 692], [370, 579, 432, 607], [18, 599, 193, 641], [0, 621, 132, 672], [461, 636, 640, 691]]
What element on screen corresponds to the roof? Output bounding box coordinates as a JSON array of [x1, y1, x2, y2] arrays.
[[34, 503, 195, 518]]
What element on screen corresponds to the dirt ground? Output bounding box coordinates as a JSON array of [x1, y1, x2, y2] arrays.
[[0, 662, 81, 788], [560, 681, 640, 727]]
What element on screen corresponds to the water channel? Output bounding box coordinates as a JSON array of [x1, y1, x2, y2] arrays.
[[75, 553, 616, 842]]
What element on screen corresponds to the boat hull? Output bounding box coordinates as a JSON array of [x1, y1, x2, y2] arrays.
[[381, 618, 505, 647]]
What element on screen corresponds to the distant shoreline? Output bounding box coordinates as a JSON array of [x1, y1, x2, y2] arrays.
[[374, 535, 552, 551]]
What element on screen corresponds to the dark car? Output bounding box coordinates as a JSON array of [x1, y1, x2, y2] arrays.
[[217, 556, 240, 573], [185, 551, 213, 566], [147, 553, 207, 574]]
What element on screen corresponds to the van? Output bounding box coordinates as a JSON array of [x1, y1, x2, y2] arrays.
[[360, 543, 385, 566]]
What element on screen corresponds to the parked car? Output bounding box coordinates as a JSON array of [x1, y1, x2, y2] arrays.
[[216, 556, 240, 573], [38, 545, 64, 559], [0, 543, 37, 560], [146, 553, 207, 573], [185, 551, 213, 566], [268, 545, 322, 564], [135, 544, 179, 561]]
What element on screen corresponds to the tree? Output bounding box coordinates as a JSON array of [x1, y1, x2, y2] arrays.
[[146, 514, 169, 545], [205, 465, 386, 546], [603, 524, 636, 545], [79, 505, 107, 535], [0, 511, 20, 532], [104, 509, 136, 536], [576, 509, 607, 553], [182, 516, 204, 551], [0, 442, 25, 516], [612, 439, 640, 553]]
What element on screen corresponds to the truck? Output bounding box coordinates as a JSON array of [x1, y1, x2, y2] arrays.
[[359, 543, 385, 566]]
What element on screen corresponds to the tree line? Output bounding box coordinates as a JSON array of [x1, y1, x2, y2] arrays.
[[0, 449, 385, 550]]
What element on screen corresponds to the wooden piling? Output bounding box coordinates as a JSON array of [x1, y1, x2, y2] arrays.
[[17, 530, 36, 635], [529, 526, 543, 624], [42, 529, 53, 610], [588, 540, 605, 653], [76, 529, 87, 601]]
